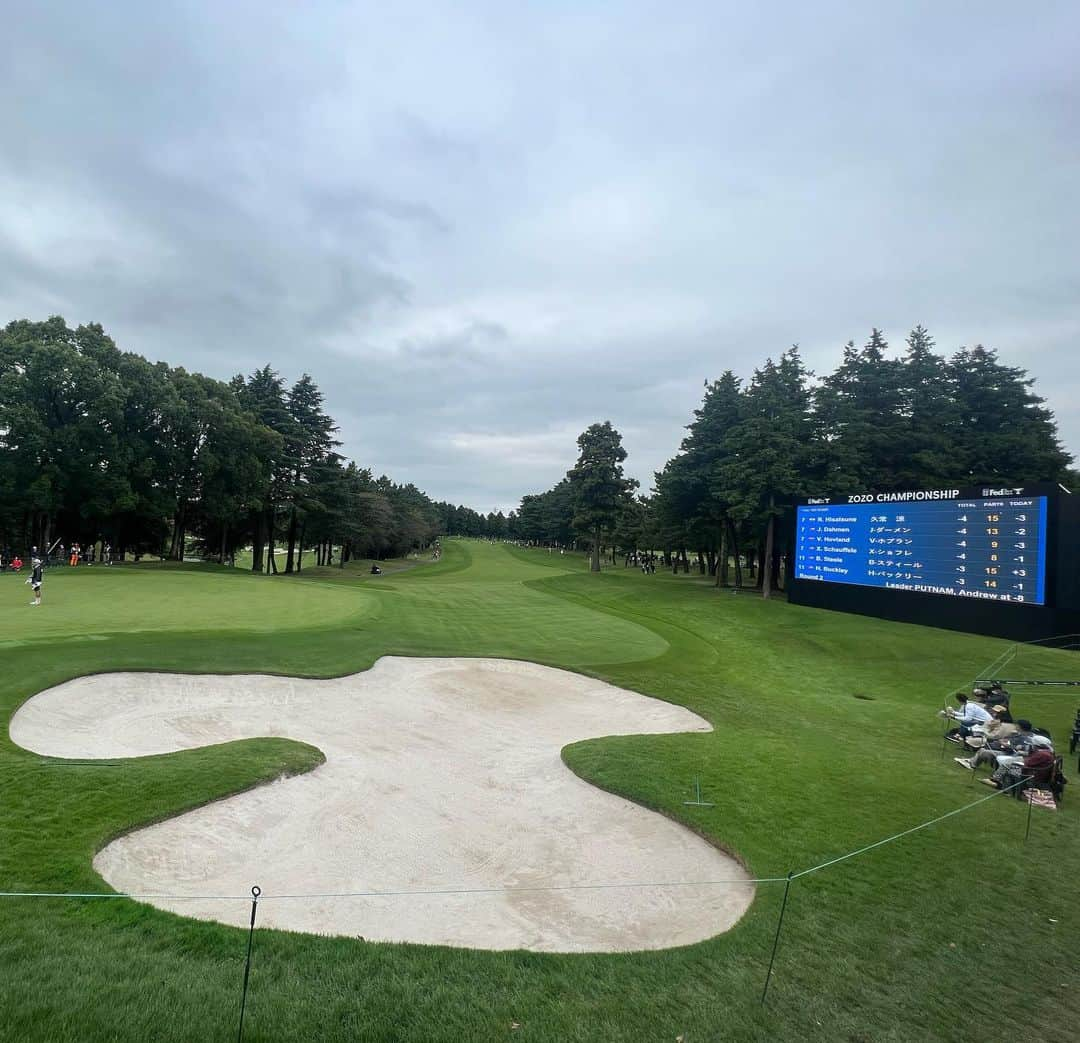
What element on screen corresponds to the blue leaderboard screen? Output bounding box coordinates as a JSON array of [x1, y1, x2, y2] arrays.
[[795, 495, 1048, 605]]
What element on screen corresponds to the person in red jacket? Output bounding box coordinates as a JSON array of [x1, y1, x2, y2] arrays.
[[1019, 746, 1055, 789], [981, 744, 1055, 791]]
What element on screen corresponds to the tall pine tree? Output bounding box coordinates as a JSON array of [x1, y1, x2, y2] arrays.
[[568, 421, 638, 572]]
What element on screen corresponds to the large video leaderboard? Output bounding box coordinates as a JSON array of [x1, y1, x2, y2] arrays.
[[794, 494, 1048, 605]]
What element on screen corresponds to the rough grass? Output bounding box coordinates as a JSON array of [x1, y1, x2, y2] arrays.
[[1, 540, 1077, 1042]]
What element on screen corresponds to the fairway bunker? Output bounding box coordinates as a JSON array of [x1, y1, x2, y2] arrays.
[[11, 658, 753, 952]]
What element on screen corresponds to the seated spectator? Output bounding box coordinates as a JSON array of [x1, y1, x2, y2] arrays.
[[955, 719, 1035, 771], [940, 694, 992, 742], [981, 743, 1055, 791], [973, 683, 1010, 710], [962, 705, 1017, 749]]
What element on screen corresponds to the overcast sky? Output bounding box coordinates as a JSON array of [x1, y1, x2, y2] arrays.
[[2, 2, 1077, 512]]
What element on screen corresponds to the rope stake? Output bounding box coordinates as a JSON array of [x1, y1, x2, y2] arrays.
[[236, 885, 260, 1043]]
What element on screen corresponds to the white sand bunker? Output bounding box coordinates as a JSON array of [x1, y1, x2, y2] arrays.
[[11, 657, 752, 952]]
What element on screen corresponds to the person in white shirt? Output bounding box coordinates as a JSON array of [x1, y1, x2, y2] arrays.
[[940, 694, 992, 742]]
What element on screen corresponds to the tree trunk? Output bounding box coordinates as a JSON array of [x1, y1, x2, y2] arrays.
[[284, 507, 298, 574], [220, 523, 228, 565], [266, 509, 277, 574], [251, 511, 265, 573], [297, 523, 305, 572], [590, 529, 601, 572], [727, 517, 742, 587], [169, 506, 185, 560], [762, 504, 776, 600]]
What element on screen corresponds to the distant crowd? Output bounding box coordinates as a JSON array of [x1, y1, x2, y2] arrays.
[[0, 541, 114, 571], [940, 683, 1067, 805], [624, 551, 658, 574]]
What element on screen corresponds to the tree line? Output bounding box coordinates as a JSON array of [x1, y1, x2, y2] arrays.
[[0, 317, 444, 568], [508, 327, 1075, 594]]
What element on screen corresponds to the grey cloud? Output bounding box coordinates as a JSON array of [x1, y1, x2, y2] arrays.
[[1, 1, 1078, 514]]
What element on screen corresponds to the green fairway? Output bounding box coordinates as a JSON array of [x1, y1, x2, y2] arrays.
[[0, 564, 376, 643], [1, 540, 1077, 1042]]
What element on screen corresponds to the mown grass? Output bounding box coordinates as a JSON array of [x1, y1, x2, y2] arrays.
[[1, 540, 1078, 1042], [229, 547, 427, 577]]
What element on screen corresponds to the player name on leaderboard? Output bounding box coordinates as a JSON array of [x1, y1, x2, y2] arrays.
[[794, 496, 1048, 605]]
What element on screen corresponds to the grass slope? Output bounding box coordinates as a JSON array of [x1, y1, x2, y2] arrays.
[[1, 541, 1077, 1042]]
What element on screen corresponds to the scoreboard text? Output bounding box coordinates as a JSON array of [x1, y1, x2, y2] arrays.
[[794, 495, 1048, 605]]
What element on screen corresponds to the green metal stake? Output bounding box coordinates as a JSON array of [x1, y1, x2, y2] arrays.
[[237, 885, 260, 1043], [761, 872, 793, 1006], [683, 777, 714, 807]]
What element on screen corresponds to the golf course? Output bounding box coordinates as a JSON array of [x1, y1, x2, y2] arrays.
[[2, 540, 1077, 1042]]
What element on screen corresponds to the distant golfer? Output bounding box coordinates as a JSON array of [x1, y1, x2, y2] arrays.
[[26, 556, 43, 606]]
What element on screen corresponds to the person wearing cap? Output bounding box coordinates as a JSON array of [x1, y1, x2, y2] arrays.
[[981, 741, 1055, 790], [955, 719, 1036, 771], [940, 694, 992, 742], [962, 705, 1017, 751], [25, 556, 43, 606], [973, 684, 1010, 712]]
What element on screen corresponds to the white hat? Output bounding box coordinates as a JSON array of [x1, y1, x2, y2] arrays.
[[1028, 734, 1053, 749]]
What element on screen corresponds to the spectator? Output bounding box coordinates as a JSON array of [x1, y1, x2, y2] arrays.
[[962, 705, 1017, 750], [940, 694, 992, 742], [981, 743, 1055, 791], [955, 719, 1035, 771], [974, 683, 1010, 711]]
